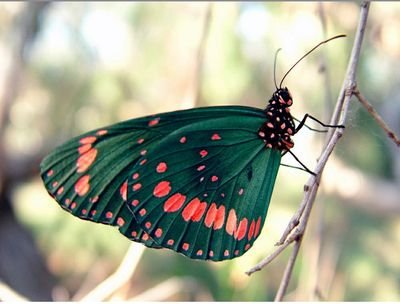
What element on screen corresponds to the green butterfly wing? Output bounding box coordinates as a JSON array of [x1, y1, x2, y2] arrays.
[[41, 106, 280, 254], [123, 111, 281, 261]]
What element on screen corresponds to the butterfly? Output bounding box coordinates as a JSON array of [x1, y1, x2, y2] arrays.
[[40, 35, 345, 261]]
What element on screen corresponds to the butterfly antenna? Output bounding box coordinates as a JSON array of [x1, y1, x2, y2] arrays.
[[279, 34, 346, 88], [273, 48, 282, 90]]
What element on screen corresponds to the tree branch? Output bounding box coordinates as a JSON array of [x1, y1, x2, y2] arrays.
[[245, 3, 371, 301], [77, 243, 145, 301], [274, 237, 303, 301], [272, 3, 371, 299], [353, 89, 400, 146]]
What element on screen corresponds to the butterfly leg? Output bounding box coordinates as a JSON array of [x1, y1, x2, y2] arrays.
[[292, 116, 327, 133], [282, 149, 316, 176], [294, 114, 345, 134]]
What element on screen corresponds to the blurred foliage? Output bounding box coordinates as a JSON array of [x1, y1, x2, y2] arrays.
[[1, 1, 399, 301]]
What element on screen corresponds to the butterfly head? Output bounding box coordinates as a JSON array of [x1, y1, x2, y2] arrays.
[[271, 87, 293, 108]]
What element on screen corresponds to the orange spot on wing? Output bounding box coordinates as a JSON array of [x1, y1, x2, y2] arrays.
[[211, 133, 221, 140], [182, 243, 189, 251], [204, 203, 217, 228], [213, 205, 225, 230], [153, 181, 171, 197], [179, 136, 187, 143], [164, 193, 186, 212], [192, 202, 207, 222], [57, 186, 64, 195], [156, 162, 168, 173], [226, 209, 237, 236], [133, 183, 142, 191], [211, 175, 219, 182], [78, 144, 92, 154], [155, 228, 163, 238], [117, 217, 125, 227], [80, 136, 97, 144], [182, 198, 207, 222], [75, 175, 90, 196], [182, 198, 200, 222], [248, 219, 255, 241], [96, 129, 108, 135], [148, 117, 160, 126], [120, 181, 128, 201], [204, 203, 225, 230], [77, 148, 98, 173], [199, 150, 208, 158], [254, 216, 262, 237], [235, 218, 248, 241]]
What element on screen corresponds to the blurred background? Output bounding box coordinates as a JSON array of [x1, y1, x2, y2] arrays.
[[0, 1, 399, 301]]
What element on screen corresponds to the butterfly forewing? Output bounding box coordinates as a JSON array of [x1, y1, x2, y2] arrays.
[[126, 114, 281, 261]]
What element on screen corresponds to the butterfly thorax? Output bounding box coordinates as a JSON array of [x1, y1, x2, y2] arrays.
[[258, 87, 296, 151]]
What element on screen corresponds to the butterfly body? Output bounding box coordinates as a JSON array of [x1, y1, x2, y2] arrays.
[[258, 88, 296, 151], [41, 95, 292, 261]]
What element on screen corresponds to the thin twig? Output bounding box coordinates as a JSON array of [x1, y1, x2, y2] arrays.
[[353, 89, 400, 146], [272, 2, 371, 300], [274, 236, 303, 301], [278, 0, 370, 252], [245, 1, 371, 296], [129, 276, 211, 301], [77, 243, 145, 301], [245, 241, 291, 275]]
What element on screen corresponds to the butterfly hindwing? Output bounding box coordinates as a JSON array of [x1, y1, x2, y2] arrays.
[[125, 112, 281, 261], [40, 106, 275, 251]]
